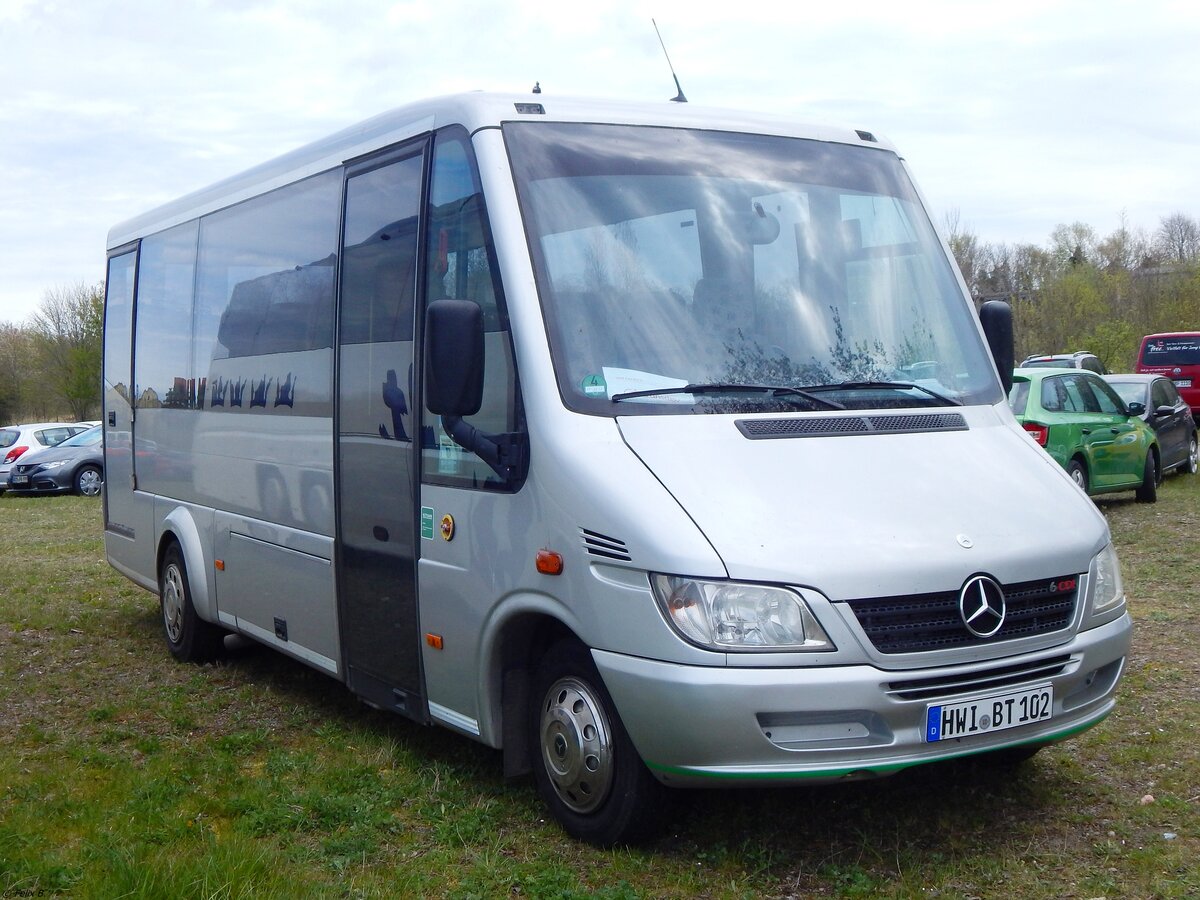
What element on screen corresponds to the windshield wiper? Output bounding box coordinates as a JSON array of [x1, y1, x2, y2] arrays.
[[801, 381, 963, 406], [610, 383, 845, 410]]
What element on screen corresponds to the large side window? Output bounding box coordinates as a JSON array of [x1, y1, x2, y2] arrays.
[[134, 222, 198, 410], [103, 250, 136, 413], [194, 170, 341, 417], [132, 222, 199, 499], [421, 129, 523, 491], [339, 150, 424, 443]]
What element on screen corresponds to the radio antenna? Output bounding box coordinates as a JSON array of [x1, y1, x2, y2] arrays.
[[652, 19, 688, 103]]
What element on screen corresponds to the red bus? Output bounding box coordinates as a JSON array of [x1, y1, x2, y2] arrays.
[[1137, 332, 1200, 421]]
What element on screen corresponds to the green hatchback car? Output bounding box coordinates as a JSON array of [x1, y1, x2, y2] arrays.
[[1009, 367, 1160, 502]]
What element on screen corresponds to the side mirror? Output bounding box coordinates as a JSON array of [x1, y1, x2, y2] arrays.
[[425, 298, 484, 416], [1124, 401, 1147, 417], [979, 300, 1014, 394]]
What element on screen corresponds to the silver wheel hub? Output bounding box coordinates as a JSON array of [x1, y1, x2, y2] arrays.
[[162, 564, 185, 644], [78, 469, 102, 496], [539, 676, 614, 814]]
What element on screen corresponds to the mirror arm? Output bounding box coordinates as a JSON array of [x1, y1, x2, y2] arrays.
[[442, 415, 528, 482]]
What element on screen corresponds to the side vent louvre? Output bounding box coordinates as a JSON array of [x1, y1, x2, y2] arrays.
[[581, 528, 632, 562]]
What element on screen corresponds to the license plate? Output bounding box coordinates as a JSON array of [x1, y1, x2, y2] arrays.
[[10, 474, 28, 485], [925, 685, 1053, 742], [1174, 379, 1192, 388]]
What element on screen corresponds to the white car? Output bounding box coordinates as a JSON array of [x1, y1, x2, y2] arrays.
[[0, 422, 90, 491]]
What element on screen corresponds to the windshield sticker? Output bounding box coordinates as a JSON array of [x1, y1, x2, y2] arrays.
[[581, 374, 607, 397], [438, 430, 462, 473]]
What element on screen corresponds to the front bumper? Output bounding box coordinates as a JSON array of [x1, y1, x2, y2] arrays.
[[595, 612, 1131, 787], [5, 470, 73, 493]]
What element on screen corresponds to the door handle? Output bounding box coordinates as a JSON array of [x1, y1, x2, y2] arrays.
[[1081, 428, 1091, 435]]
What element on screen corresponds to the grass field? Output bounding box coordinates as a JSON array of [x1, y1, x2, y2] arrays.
[[1, 477, 1197, 898]]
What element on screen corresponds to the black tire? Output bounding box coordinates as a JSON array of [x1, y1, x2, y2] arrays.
[[1066, 458, 1089, 493], [73, 464, 103, 497], [159, 543, 225, 663], [1135, 451, 1158, 503], [1185, 433, 1198, 475], [530, 639, 666, 846]]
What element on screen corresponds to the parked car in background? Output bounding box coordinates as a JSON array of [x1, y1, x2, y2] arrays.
[[0, 422, 90, 492], [1009, 367, 1160, 501], [1103, 374, 1198, 477], [5, 424, 104, 497], [1136, 332, 1200, 422], [1019, 351, 1108, 374]]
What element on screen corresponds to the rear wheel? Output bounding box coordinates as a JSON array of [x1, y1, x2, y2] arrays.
[[530, 639, 665, 846], [74, 464, 103, 497], [1066, 458, 1089, 493], [1135, 451, 1158, 503], [160, 543, 225, 663]]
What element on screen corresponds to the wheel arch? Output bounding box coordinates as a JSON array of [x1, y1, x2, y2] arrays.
[[483, 604, 583, 779], [157, 508, 216, 625]]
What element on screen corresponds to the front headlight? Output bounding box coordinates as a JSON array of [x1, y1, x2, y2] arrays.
[[1091, 543, 1125, 618], [38, 460, 70, 471], [651, 575, 835, 652]]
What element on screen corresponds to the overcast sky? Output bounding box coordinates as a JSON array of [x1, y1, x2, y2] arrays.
[[2, 0, 1197, 324]]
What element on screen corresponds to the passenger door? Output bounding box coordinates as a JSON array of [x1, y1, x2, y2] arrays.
[[1150, 377, 1188, 467], [1079, 375, 1144, 487], [335, 143, 428, 718]]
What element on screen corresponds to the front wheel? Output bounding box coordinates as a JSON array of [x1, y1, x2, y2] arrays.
[[74, 464, 103, 497], [1185, 434, 1198, 475], [1135, 451, 1158, 503], [530, 639, 665, 846], [160, 543, 225, 663]]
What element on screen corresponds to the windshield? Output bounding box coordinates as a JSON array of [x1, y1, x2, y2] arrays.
[[60, 426, 102, 448], [505, 122, 1000, 414]]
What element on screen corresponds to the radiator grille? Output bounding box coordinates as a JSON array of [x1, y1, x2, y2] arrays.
[[886, 654, 1074, 701], [844, 575, 1078, 654]]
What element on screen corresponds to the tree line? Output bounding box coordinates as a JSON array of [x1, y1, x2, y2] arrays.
[[0, 282, 103, 425], [3, 212, 1199, 425], [946, 211, 1200, 370]]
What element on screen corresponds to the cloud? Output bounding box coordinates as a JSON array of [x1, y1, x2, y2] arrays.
[[1, 0, 1198, 323]]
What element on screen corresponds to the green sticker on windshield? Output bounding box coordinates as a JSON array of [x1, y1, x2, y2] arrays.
[[582, 374, 607, 397]]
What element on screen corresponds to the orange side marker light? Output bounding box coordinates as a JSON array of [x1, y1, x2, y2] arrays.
[[536, 549, 564, 576]]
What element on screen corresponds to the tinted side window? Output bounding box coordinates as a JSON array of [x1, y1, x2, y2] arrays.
[[194, 170, 341, 415], [421, 129, 524, 491], [1087, 376, 1124, 414], [1152, 379, 1177, 408], [134, 221, 198, 409], [1040, 377, 1064, 412], [1063, 376, 1092, 412]]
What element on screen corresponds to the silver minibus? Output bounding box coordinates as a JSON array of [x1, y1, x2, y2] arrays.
[[103, 92, 1131, 845]]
